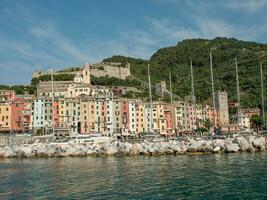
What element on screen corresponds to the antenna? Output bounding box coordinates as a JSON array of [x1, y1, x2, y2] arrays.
[[169, 71, 173, 104], [190, 58, 197, 131], [148, 64, 153, 132], [260, 62, 265, 128], [210, 52, 216, 132], [51, 68, 55, 135], [235, 58, 241, 126], [169, 71, 175, 133]]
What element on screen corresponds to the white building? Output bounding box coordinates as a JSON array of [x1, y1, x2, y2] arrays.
[[128, 100, 136, 134], [239, 114, 251, 129], [33, 99, 45, 128], [145, 103, 152, 132], [106, 97, 113, 135]]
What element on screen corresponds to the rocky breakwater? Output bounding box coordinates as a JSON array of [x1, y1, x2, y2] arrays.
[[0, 136, 266, 158]]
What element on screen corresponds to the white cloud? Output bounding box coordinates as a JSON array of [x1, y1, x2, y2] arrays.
[[224, 0, 267, 13], [2, 0, 267, 85], [29, 22, 89, 63]]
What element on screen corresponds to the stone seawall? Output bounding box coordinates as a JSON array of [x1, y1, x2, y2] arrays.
[[0, 135, 266, 158]]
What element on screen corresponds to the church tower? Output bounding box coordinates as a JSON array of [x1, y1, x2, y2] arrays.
[[83, 63, 91, 84]]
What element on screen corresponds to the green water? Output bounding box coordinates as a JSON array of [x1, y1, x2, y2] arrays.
[[0, 153, 267, 199]]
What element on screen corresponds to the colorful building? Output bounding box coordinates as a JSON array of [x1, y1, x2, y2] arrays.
[[10, 99, 32, 132], [0, 102, 11, 133]]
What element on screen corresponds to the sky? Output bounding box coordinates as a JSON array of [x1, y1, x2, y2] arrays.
[[1, 0, 267, 85]]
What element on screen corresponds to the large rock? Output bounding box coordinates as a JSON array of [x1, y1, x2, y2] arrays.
[[86, 149, 97, 156], [213, 139, 225, 150], [36, 145, 48, 157], [106, 146, 118, 156], [213, 146, 221, 153], [148, 144, 158, 155], [69, 145, 86, 156], [3, 147, 15, 158], [169, 144, 181, 153], [123, 142, 133, 153], [129, 143, 143, 155], [253, 137, 266, 150], [225, 143, 240, 153], [187, 142, 198, 152], [0, 147, 5, 157], [17, 146, 33, 158], [197, 145, 212, 152], [224, 138, 234, 145], [188, 140, 203, 152], [247, 144, 256, 152], [158, 146, 168, 154], [236, 137, 249, 151]]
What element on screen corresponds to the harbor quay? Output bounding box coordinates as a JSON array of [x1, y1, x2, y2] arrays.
[[0, 134, 266, 158]]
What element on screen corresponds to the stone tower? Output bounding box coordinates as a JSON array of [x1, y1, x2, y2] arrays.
[[217, 91, 229, 127], [83, 63, 91, 84]]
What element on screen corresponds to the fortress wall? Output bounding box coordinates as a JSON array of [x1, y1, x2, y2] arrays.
[[33, 63, 131, 80]]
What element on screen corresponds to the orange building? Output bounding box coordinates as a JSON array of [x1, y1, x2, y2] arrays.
[[10, 99, 32, 133], [0, 102, 11, 133]]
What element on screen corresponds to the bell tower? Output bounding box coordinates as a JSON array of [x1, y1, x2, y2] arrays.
[[83, 63, 91, 84]]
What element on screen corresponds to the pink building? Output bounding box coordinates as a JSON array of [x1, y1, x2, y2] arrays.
[[53, 100, 60, 127], [163, 104, 174, 136], [10, 98, 32, 132], [208, 108, 220, 130], [120, 99, 129, 134], [164, 110, 173, 136]]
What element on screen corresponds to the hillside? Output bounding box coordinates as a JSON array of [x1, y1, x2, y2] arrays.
[[2, 37, 267, 108], [105, 37, 267, 108]]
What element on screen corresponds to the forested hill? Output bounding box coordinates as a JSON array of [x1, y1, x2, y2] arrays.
[[104, 37, 267, 108]]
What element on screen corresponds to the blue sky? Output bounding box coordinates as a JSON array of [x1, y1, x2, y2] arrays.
[[1, 0, 267, 85]]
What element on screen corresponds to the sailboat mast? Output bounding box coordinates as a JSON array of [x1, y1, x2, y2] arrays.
[[260, 62, 265, 127], [169, 71, 175, 133], [169, 72, 173, 104], [235, 58, 241, 126], [210, 52, 216, 131], [148, 64, 153, 132], [190, 58, 197, 130], [51, 69, 55, 135]]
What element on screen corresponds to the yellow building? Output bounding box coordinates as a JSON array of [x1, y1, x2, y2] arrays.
[[0, 103, 11, 133], [80, 96, 95, 134], [63, 98, 80, 133], [58, 99, 66, 127], [152, 102, 166, 134], [136, 102, 146, 133]]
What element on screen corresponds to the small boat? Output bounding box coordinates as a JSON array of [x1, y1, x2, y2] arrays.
[[237, 127, 256, 135], [141, 132, 163, 142], [70, 133, 116, 144]]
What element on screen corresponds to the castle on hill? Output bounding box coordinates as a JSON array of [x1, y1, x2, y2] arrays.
[[33, 62, 131, 80]]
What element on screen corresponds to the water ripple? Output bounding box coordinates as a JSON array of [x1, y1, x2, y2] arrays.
[[1, 153, 267, 199]]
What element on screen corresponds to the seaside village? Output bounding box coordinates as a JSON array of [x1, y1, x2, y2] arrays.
[[0, 62, 261, 138]]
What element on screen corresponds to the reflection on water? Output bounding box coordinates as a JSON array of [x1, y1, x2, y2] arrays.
[[1, 153, 267, 199]]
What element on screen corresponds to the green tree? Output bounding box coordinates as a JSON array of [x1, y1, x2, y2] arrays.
[[250, 114, 262, 132], [204, 119, 211, 131]]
